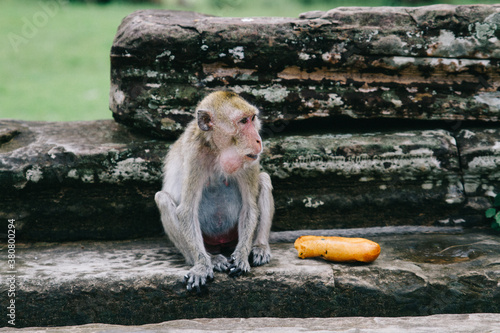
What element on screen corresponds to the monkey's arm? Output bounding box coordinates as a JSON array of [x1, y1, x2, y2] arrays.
[[176, 166, 215, 291], [250, 172, 274, 266], [158, 140, 214, 292], [156, 187, 213, 292], [228, 170, 261, 277]]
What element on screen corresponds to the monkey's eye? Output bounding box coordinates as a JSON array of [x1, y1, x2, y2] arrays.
[[240, 115, 256, 125]]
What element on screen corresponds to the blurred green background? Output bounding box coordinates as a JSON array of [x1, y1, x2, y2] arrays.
[[1, 0, 498, 121]]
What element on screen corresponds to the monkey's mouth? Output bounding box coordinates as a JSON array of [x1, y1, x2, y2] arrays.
[[246, 154, 259, 160]]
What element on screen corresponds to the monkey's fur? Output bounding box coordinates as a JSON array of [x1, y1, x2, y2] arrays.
[[155, 91, 274, 292]]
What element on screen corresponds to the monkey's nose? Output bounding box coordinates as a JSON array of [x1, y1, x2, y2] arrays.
[[253, 136, 263, 155]]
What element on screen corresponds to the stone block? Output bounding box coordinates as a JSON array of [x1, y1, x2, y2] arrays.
[[6, 315, 500, 332], [263, 130, 464, 230], [110, 5, 500, 139], [0, 120, 465, 241], [1, 232, 498, 327], [456, 128, 500, 221], [0, 119, 167, 241]]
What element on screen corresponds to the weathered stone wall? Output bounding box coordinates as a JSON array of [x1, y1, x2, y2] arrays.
[[2, 5, 500, 241], [2, 6, 500, 328], [0, 120, 165, 241], [110, 5, 500, 139], [457, 128, 500, 219], [106, 4, 499, 236], [263, 130, 463, 230], [1, 119, 498, 241]]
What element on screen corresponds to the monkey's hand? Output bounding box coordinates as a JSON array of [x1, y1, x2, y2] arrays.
[[184, 263, 214, 293], [250, 244, 271, 267], [211, 254, 231, 272], [228, 252, 251, 278]]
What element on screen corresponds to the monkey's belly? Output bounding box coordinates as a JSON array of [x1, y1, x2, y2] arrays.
[[198, 177, 242, 254]]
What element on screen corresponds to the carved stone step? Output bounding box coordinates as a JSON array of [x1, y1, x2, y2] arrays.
[[262, 130, 463, 230], [0, 120, 165, 241], [456, 128, 500, 224], [0, 120, 482, 241], [7, 315, 500, 332], [110, 5, 500, 139], [2, 231, 498, 327]]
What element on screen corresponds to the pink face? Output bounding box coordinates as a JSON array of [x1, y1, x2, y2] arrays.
[[196, 94, 264, 175], [217, 112, 262, 174], [207, 111, 262, 175], [238, 114, 263, 160]]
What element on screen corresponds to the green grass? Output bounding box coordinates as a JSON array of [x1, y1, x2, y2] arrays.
[[0, 0, 156, 121], [1, 0, 499, 121]]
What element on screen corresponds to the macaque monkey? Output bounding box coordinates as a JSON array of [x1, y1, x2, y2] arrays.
[[155, 91, 274, 292]]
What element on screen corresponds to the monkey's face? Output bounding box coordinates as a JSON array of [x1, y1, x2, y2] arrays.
[[197, 93, 263, 175], [213, 109, 263, 175]]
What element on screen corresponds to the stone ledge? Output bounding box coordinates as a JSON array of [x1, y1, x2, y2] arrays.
[[0, 119, 167, 241], [0, 119, 480, 241], [263, 130, 463, 230], [0, 231, 498, 328], [456, 128, 500, 224], [110, 5, 500, 139], [458, 128, 500, 196], [3, 314, 500, 333]]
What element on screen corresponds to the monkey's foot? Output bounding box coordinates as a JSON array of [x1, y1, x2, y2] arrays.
[[184, 264, 214, 293], [250, 245, 272, 267], [210, 254, 230, 272], [228, 253, 251, 278]]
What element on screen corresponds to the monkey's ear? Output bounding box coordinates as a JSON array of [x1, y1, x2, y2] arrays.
[[197, 109, 213, 131]]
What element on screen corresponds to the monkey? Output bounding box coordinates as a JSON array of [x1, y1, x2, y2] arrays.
[[154, 91, 274, 292]]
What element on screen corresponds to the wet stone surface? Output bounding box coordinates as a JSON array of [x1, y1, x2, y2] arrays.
[[0, 230, 498, 328], [402, 237, 485, 264]]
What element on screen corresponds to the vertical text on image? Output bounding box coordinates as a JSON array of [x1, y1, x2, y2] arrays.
[[6, 219, 16, 326]]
